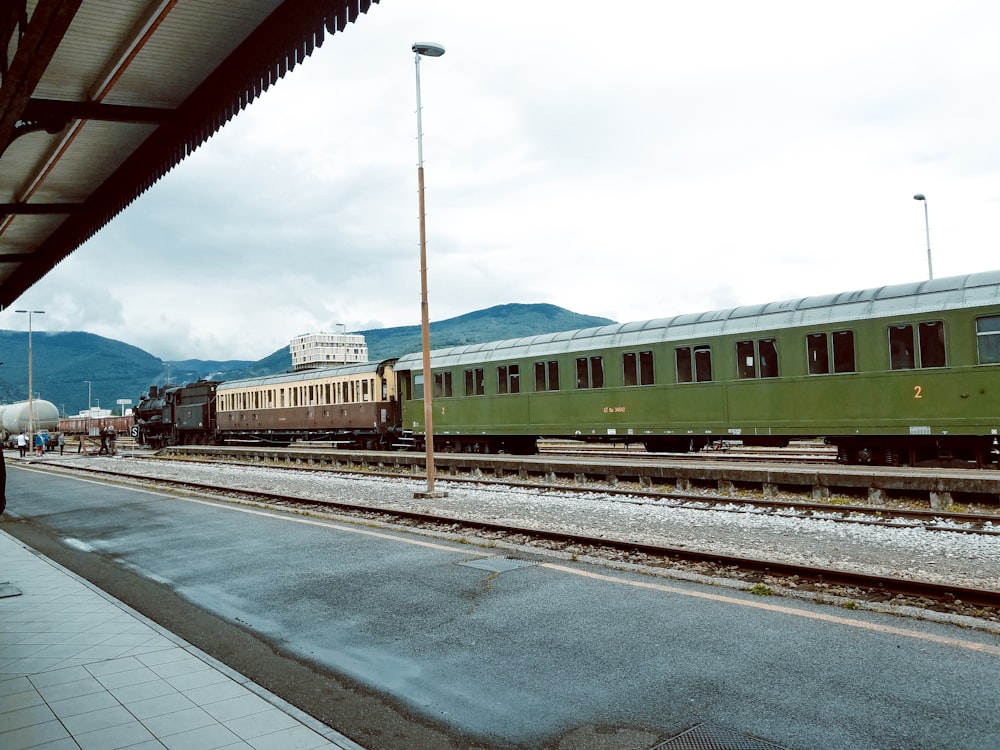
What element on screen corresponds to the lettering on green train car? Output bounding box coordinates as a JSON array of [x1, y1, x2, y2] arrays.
[[603, 406, 626, 414], [914, 385, 922, 398]]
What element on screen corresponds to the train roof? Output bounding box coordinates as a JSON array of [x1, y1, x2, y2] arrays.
[[217, 358, 396, 391], [396, 270, 1000, 369]]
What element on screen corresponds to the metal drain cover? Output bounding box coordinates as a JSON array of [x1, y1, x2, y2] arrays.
[[652, 722, 788, 750], [459, 556, 537, 573]]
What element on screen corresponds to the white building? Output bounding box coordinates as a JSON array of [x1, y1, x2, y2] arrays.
[[290, 330, 368, 370]]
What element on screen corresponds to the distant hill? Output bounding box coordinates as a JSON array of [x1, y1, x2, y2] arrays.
[[0, 330, 165, 418], [0, 304, 615, 416], [360, 303, 615, 361]]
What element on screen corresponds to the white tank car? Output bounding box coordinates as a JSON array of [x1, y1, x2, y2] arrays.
[[0, 399, 60, 435]]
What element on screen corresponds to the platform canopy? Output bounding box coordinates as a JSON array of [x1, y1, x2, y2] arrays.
[[0, 0, 379, 309]]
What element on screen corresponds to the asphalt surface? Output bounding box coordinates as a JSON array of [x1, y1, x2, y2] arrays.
[[3, 461, 999, 749]]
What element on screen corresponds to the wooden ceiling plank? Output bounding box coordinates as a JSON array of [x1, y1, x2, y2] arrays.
[[0, 0, 85, 153]]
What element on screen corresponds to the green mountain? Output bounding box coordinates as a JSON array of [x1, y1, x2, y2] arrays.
[[0, 304, 615, 416], [361, 303, 614, 360]]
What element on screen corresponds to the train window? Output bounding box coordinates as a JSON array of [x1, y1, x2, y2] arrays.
[[736, 341, 755, 379], [535, 360, 560, 391], [808, 331, 855, 374], [918, 321, 946, 368], [434, 372, 453, 398], [640, 351, 654, 384], [694, 346, 712, 382], [497, 365, 520, 395], [889, 325, 916, 370], [833, 330, 855, 373], [676, 347, 693, 383], [465, 367, 485, 396], [623, 353, 637, 386], [976, 315, 1000, 364], [807, 333, 829, 374], [676, 346, 711, 382], [736, 339, 777, 379], [623, 351, 655, 386], [890, 321, 946, 369], [759, 339, 778, 378], [575, 356, 604, 389]]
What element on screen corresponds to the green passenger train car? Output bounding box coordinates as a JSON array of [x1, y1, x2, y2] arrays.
[[394, 271, 1000, 467]]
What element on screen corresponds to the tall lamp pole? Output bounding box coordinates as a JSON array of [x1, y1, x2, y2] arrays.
[[84, 379, 92, 447], [15, 309, 45, 442], [412, 42, 447, 499], [913, 194, 933, 280]]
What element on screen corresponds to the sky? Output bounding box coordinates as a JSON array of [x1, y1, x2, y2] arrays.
[[7, 0, 1000, 361]]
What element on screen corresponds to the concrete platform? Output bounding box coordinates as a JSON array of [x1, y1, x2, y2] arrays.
[[0, 529, 364, 750]]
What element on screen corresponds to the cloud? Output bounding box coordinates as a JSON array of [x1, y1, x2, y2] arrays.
[[9, 0, 1000, 360]]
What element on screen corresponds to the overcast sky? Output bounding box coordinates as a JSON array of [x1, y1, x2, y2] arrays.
[[8, 1, 1000, 361]]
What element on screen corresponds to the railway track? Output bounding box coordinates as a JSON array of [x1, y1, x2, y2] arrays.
[[17, 457, 1000, 621], [148, 446, 1000, 533]]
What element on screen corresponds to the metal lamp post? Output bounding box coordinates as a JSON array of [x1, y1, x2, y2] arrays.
[[913, 194, 932, 280], [15, 309, 44, 444], [412, 42, 447, 499]]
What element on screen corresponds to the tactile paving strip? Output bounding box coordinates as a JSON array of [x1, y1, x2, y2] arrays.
[[459, 556, 538, 573], [652, 722, 788, 750]]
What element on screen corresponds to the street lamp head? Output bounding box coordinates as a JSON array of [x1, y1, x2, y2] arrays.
[[913, 193, 926, 201], [412, 42, 445, 57]]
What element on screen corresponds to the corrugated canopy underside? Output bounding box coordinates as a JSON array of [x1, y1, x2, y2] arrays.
[[0, 0, 380, 309]]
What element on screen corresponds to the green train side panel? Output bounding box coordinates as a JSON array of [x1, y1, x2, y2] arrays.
[[403, 362, 1000, 441], [401, 299, 1000, 441]]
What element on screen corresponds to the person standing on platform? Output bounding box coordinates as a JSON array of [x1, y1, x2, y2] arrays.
[[16, 432, 26, 457]]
